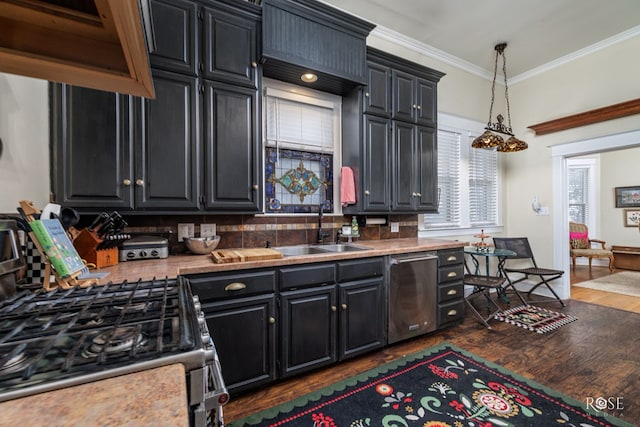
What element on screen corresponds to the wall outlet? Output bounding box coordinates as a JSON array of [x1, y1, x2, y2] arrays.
[[390, 222, 400, 233], [178, 223, 195, 242], [200, 223, 217, 238]]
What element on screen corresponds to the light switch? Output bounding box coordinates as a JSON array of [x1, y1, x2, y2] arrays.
[[178, 223, 194, 241], [390, 222, 400, 233], [200, 223, 217, 238]]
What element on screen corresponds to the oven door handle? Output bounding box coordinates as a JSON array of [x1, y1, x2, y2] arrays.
[[204, 338, 230, 410], [390, 255, 438, 265]]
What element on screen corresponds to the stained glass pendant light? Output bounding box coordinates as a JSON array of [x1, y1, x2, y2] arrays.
[[472, 43, 528, 152]]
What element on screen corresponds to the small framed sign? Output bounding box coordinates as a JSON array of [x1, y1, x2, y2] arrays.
[[623, 208, 640, 227], [615, 186, 640, 208]]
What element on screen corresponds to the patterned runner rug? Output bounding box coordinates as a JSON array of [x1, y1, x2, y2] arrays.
[[493, 305, 578, 333], [229, 343, 631, 427]]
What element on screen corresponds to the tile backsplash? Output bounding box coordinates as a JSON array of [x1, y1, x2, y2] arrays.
[[98, 214, 419, 255]]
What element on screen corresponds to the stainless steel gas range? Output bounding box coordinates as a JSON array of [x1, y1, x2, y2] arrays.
[[0, 277, 229, 426]]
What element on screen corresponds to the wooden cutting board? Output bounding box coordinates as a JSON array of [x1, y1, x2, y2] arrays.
[[211, 248, 284, 263]]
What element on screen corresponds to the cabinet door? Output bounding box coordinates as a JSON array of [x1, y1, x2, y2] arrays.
[[203, 5, 258, 87], [280, 286, 337, 378], [362, 115, 391, 212], [51, 84, 134, 209], [149, 0, 198, 76], [391, 69, 415, 123], [415, 126, 438, 212], [204, 81, 260, 211], [202, 294, 276, 394], [136, 70, 200, 210], [391, 122, 416, 211], [364, 62, 390, 116], [416, 78, 437, 127], [338, 277, 385, 360]]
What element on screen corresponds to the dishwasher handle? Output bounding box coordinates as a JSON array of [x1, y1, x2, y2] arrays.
[[389, 254, 438, 265]]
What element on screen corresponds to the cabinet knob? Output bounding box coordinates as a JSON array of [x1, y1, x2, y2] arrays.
[[252, 184, 259, 191], [135, 179, 144, 187], [412, 104, 417, 109], [417, 105, 422, 110], [416, 192, 422, 198], [364, 190, 370, 196], [412, 192, 417, 197], [365, 92, 370, 97], [251, 61, 257, 68], [224, 282, 247, 291], [123, 179, 131, 186], [269, 317, 276, 324], [341, 303, 347, 310], [331, 305, 337, 312]]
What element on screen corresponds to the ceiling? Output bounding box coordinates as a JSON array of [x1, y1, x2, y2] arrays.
[[319, 0, 640, 81]]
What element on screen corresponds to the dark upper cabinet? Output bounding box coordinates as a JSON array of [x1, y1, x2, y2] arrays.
[[392, 70, 438, 128], [362, 115, 391, 212], [392, 123, 438, 212], [51, 85, 134, 209], [202, 5, 259, 88], [363, 61, 391, 116], [135, 70, 200, 210], [204, 81, 260, 211], [149, 0, 198, 76]]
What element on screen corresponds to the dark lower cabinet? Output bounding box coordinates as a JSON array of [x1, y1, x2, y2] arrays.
[[338, 277, 384, 360], [436, 248, 465, 327], [201, 294, 276, 394], [279, 285, 337, 378]]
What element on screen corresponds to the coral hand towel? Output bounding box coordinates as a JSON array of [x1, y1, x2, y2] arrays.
[[341, 166, 356, 207]]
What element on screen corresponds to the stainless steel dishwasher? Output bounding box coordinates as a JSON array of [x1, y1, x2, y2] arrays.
[[387, 252, 438, 344]]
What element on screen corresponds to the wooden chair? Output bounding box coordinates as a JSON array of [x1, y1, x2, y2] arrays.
[[569, 222, 614, 272]]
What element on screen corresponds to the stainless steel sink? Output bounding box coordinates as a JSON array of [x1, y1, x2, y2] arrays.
[[274, 243, 371, 257], [274, 245, 332, 256], [314, 243, 371, 252]]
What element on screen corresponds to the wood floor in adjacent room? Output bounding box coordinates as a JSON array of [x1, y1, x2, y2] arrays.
[[223, 265, 640, 424]]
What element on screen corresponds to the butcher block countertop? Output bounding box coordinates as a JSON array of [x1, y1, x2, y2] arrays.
[[99, 237, 465, 283], [0, 364, 188, 427]]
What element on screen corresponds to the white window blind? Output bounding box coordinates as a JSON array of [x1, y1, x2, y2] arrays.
[[568, 166, 589, 224], [265, 94, 334, 153], [424, 129, 461, 227], [469, 139, 498, 225]]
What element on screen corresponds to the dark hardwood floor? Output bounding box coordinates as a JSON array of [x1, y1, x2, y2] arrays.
[[223, 265, 639, 424]]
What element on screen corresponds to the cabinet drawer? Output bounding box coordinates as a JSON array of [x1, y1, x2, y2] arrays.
[[337, 257, 384, 282], [438, 249, 463, 266], [438, 282, 463, 303], [279, 263, 336, 290], [438, 265, 464, 283], [437, 299, 465, 326], [188, 269, 276, 301]]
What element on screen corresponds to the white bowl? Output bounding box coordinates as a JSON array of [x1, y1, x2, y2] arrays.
[[184, 236, 220, 254]]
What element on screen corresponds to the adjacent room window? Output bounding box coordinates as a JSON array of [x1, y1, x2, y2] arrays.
[[263, 79, 341, 214], [567, 157, 597, 231], [420, 114, 502, 234]]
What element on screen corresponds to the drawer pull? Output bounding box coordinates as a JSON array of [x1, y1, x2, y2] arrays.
[[224, 282, 247, 291], [447, 289, 457, 295], [447, 272, 457, 278], [447, 309, 458, 316], [269, 317, 276, 324], [447, 255, 457, 261]]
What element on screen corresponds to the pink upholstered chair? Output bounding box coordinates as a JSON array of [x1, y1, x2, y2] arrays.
[[569, 222, 614, 272]]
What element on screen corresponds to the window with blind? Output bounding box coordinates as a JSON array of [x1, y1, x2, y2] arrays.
[[567, 157, 596, 228], [263, 79, 341, 214], [421, 114, 501, 232]]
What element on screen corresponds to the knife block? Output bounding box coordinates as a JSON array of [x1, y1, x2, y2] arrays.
[[73, 229, 119, 268]]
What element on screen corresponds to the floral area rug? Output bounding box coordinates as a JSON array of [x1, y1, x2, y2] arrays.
[[229, 342, 631, 427], [493, 305, 578, 334]]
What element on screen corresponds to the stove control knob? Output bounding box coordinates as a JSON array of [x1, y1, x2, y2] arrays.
[[140, 250, 147, 258], [151, 249, 159, 257], [127, 251, 136, 259], [197, 312, 206, 327]]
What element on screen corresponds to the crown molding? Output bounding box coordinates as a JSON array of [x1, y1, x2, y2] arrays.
[[370, 24, 640, 84]]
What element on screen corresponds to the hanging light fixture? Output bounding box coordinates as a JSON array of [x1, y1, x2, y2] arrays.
[[472, 43, 528, 152]]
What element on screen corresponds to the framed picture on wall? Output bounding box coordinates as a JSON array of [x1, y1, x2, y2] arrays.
[[615, 186, 640, 208], [623, 208, 640, 227]]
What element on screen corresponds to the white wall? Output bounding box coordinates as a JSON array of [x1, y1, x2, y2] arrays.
[[0, 73, 49, 213]]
